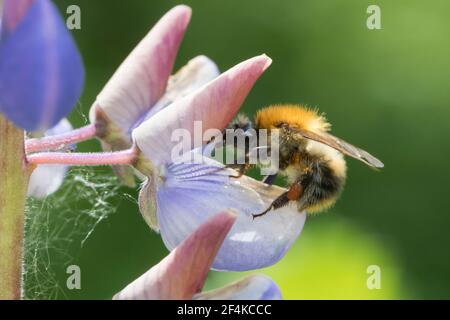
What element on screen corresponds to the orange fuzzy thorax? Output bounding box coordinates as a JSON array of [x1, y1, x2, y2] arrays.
[[255, 104, 331, 132]]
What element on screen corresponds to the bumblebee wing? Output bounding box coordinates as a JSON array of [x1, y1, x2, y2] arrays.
[[293, 128, 384, 169]]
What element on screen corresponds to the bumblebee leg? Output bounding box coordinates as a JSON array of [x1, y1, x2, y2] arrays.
[[208, 163, 253, 178], [252, 183, 303, 219], [227, 163, 253, 178], [219, 114, 254, 177], [252, 191, 289, 219]]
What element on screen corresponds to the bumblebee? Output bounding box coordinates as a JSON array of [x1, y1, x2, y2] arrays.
[[224, 104, 384, 218]]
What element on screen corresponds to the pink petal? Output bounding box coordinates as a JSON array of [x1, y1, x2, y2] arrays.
[[113, 211, 236, 300], [1, 0, 34, 38], [133, 54, 272, 165], [89, 5, 191, 140]]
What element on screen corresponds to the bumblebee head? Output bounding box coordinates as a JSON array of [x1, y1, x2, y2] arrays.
[[255, 104, 331, 133]]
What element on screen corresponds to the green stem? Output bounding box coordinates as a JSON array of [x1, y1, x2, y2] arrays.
[[0, 115, 29, 300]]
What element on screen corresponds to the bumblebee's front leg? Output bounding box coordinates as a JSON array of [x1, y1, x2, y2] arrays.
[[220, 114, 255, 177], [225, 163, 254, 178], [209, 162, 253, 178], [252, 183, 304, 219]]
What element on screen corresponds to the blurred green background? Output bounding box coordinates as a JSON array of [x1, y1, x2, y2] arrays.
[[24, 0, 450, 299]]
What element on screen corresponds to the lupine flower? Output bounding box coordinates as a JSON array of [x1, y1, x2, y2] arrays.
[[89, 5, 191, 147], [114, 211, 282, 300], [27, 118, 72, 198], [132, 55, 306, 271], [0, 2, 297, 300], [0, 0, 84, 131], [88, 5, 219, 186], [26, 5, 219, 189], [20, 4, 306, 273], [91, 54, 220, 186]]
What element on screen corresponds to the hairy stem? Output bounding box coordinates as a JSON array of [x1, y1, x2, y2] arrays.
[[0, 115, 30, 300], [26, 148, 139, 166], [25, 124, 96, 153]]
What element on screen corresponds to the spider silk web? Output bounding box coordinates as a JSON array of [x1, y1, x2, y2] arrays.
[[23, 167, 131, 299]]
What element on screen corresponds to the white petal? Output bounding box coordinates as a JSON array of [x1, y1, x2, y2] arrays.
[[138, 177, 159, 232], [153, 156, 306, 271], [43, 117, 72, 136], [27, 118, 72, 198], [142, 55, 220, 121], [27, 164, 68, 199]]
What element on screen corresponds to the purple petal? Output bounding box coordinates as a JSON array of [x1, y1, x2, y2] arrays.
[[133, 54, 272, 166], [148, 156, 306, 271], [194, 275, 282, 300], [0, 0, 84, 131], [89, 5, 191, 142], [27, 118, 72, 198], [1, 0, 33, 38], [113, 211, 236, 300]]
